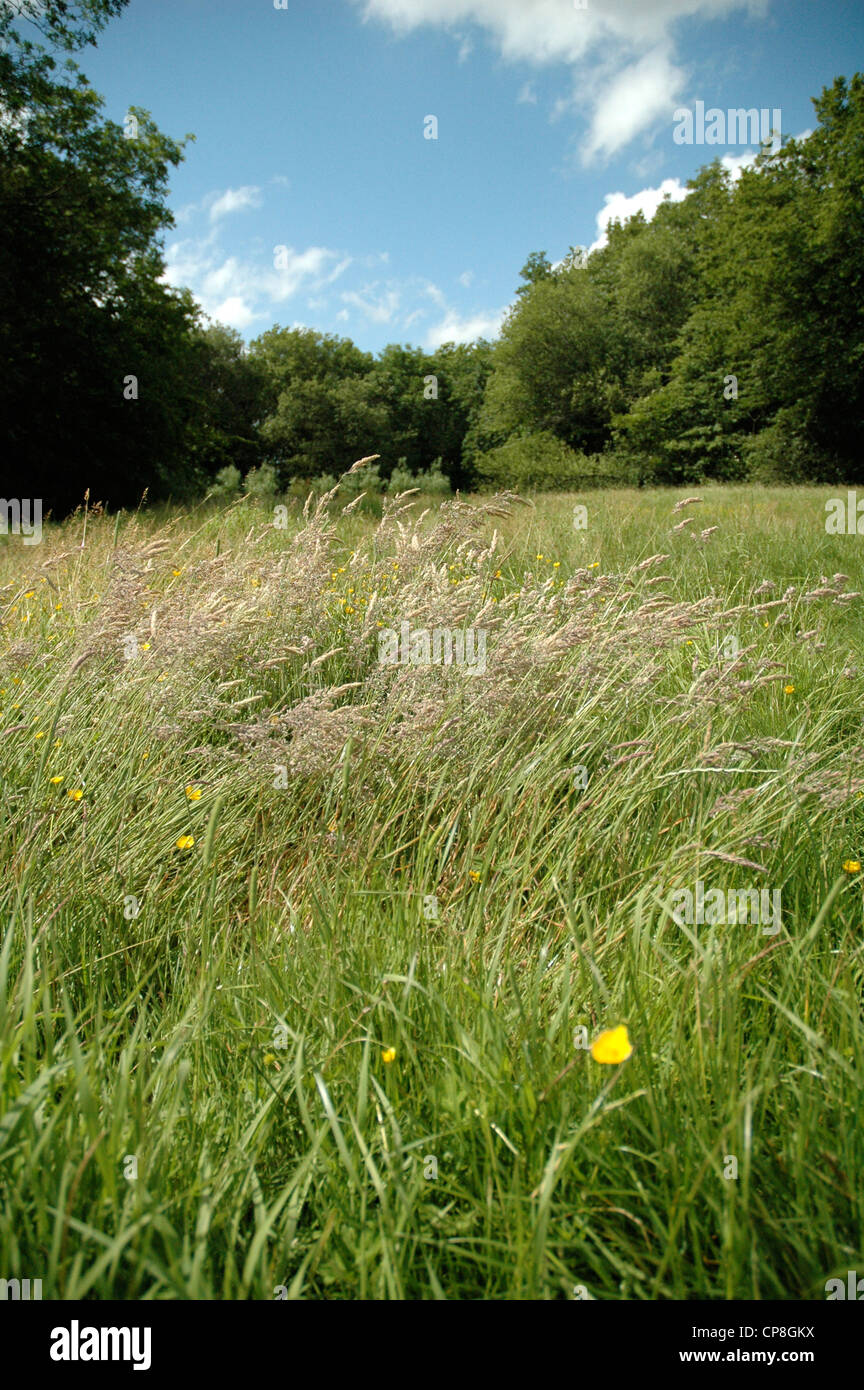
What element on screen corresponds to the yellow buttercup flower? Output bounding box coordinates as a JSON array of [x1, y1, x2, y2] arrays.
[[185, 785, 202, 800], [382, 1047, 396, 1064], [34, 730, 45, 739], [468, 870, 481, 882], [842, 860, 861, 873], [67, 788, 84, 801], [50, 775, 64, 784], [784, 684, 795, 694], [590, 1026, 633, 1065], [176, 835, 195, 850]]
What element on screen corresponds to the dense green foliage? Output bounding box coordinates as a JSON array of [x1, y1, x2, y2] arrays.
[[485, 77, 864, 488], [0, 0, 208, 512]]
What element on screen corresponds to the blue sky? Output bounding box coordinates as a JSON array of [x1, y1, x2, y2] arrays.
[[73, 0, 864, 353]]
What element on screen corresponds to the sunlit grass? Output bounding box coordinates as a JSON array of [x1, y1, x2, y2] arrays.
[[0, 481, 862, 1299]]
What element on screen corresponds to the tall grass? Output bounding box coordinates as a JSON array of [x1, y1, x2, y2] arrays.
[[0, 479, 862, 1299]]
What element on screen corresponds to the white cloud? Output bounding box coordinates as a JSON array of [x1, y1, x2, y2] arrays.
[[517, 82, 538, 105], [585, 128, 810, 255], [589, 176, 690, 251], [719, 149, 758, 180], [341, 286, 402, 323], [581, 47, 685, 163], [208, 185, 263, 222], [352, 0, 771, 161], [162, 233, 352, 329], [211, 296, 260, 331], [175, 185, 264, 226], [457, 270, 474, 288], [353, 0, 768, 63], [425, 306, 508, 349]]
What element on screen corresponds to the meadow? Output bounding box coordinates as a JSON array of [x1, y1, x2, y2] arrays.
[[0, 477, 862, 1300]]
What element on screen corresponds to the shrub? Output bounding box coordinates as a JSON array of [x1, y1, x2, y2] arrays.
[[208, 465, 242, 499], [387, 464, 416, 494], [339, 463, 381, 496], [416, 464, 451, 495], [243, 463, 280, 502], [478, 431, 601, 491], [739, 412, 844, 485], [307, 473, 338, 495]]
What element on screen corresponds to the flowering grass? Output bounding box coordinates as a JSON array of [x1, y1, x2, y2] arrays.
[[0, 478, 862, 1300]]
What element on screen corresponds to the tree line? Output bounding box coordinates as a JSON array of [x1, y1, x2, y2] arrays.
[[2, 2, 862, 515]]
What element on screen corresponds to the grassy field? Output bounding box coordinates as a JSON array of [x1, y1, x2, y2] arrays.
[[1, 479, 862, 1300]]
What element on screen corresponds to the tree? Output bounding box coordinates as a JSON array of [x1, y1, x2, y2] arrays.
[[613, 78, 864, 483], [185, 324, 265, 479], [514, 250, 553, 297], [0, 0, 207, 510], [0, 1, 128, 56]]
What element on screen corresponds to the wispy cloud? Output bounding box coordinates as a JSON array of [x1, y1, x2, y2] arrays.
[[208, 185, 263, 222], [176, 185, 264, 227], [580, 47, 685, 164], [424, 305, 508, 349], [162, 232, 352, 332], [352, 0, 771, 162], [341, 286, 402, 323]]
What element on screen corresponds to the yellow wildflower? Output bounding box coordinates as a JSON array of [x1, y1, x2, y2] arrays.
[[590, 1026, 633, 1065]]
